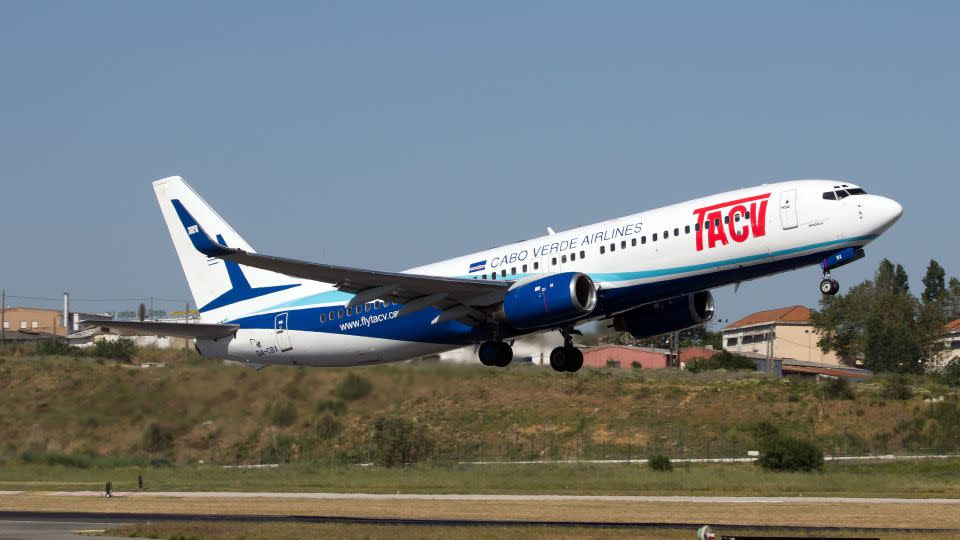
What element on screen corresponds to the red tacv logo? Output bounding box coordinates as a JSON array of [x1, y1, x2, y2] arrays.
[[692, 193, 770, 251]]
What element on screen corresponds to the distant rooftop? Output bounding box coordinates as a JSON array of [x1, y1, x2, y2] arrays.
[[723, 305, 813, 330], [946, 319, 960, 333]]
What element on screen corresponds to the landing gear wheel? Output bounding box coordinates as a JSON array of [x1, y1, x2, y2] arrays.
[[565, 347, 584, 372], [549, 346, 583, 372], [820, 278, 840, 296], [478, 340, 513, 367], [549, 347, 568, 372]]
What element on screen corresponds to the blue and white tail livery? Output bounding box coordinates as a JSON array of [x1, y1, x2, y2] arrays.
[[91, 176, 902, 372]]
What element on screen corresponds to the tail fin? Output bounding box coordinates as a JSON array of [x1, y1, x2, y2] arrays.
[[153, 176, 300, 320]]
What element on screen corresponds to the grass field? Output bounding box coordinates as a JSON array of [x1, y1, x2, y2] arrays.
[[1, 353, 958, 468], [2, 459, 960, 497]]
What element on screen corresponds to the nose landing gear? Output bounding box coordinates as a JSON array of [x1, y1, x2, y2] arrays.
[[549, 328, 584, 372], [820, 272, 840, 296]]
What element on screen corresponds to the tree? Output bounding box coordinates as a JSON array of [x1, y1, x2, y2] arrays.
[[946, 277, 960, 320], [922, 260, 947, 304], [814, 259, 924, 373]]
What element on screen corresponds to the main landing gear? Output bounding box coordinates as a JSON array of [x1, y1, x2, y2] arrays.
[[549, 329, 584, 373], [478, 340, 513, 367], [820, 272, 840, 296]]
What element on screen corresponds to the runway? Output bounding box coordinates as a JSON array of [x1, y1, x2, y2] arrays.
[[1, 511, 957, 535], [0, 516, 132, 540], [4, 491, 960, 534]]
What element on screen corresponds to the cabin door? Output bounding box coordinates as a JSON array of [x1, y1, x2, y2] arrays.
[[779, 189, 798, 230], [275, 312, 293, 352]]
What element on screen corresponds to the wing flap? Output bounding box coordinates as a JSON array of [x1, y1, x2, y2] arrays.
[[81, 320, 239, 339]]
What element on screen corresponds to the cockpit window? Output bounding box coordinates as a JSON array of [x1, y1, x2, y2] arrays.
[[824, 187, 866, 200]]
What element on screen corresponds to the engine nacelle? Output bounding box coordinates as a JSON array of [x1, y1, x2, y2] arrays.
[[613, 291, 714, 338], [501, 272, 597, 330]]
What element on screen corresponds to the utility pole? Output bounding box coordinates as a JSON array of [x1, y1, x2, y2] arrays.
[[63, 292, 70, 333], [1, 288, 6, 343]]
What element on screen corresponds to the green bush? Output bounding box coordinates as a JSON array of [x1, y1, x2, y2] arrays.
[[260, 434, 297, 463], [648, 453, 672, 471], [881, 375, 913, 400], [34, 339, 81, 356], [263, 399, 298, 427], [757, 435, 824, 472], [142, 422, 174, 453], [314, 399, 347, 416], [942, 358, 960, 387], [819, 377, 855, 400], [685, 351, 756, 373], [90, 337, 138, 361], [314, 414, 343, 440], [334, 373, 373, 401], [371, 416, 434, 467], [747, 420, 780, 444]]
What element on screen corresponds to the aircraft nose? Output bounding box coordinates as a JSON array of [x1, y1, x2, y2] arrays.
[[875, 195, 903, 226]]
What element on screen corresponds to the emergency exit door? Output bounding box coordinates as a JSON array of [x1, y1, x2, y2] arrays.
[[275, 312, 293, 352], [779, 189, 798, 230]]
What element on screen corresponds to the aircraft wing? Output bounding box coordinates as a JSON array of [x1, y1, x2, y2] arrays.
[[81, 320, 240, 339], [171, 200, 509, 323]]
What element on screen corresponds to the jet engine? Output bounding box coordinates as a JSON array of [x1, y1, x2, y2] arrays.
[[500, 272, 597, 330], [613, 291, 714, 338]]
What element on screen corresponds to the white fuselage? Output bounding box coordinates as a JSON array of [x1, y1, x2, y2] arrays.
[[195, 180, 902, 367]]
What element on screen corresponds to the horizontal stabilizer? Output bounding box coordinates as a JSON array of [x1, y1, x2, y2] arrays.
[[80, 320, 239, 339]]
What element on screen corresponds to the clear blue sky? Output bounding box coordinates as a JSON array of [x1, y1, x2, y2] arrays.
[[1, 1, 957, 324]]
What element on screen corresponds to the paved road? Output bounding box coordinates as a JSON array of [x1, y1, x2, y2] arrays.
[[44, 491, 960, 504], [0, 518, 134, 540]]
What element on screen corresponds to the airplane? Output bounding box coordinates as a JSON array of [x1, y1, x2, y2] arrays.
[[88, 177, 902, 372]]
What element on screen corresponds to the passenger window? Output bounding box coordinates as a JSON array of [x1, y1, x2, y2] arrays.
[[653, 233, 658, 241], [714, 218, 720, 227], [492, 273, 497, 280], [482, 274, 487, 279], [346, 307, 352, 316], [329, 311, 335, 320], [674, 228, 679, 236], [522, 264, 528, 272], [745, 211, 751, 219], [511, 267, 516, 275], [570, 253, 576, 261], [534, 262, 540, 270], [501, 269, 507, 277], [723, 216, 729, 224], [580, 250, 585, 258], [631, 238, 637, 246], [610, 244, 616, 252], [320, 313, 326, 323], [600, 246, 605, 254], [337, 309, 344, 318], [734, 214, 740, 222], [663, 230, 668, 239], [561, 255, 567, 263], [365, 303, 371, 312], [695, 223, 700, 231], [704, 220, 710, 230], [685, 225, 690, 234], [641, 236, 646, 244], [551, 257, 557, 265]]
